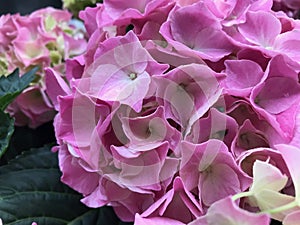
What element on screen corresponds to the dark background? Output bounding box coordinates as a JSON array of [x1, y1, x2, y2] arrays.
[[0, 0, 62, 15]]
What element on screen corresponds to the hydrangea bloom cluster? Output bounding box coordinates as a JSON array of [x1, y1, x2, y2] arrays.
[[50, 0, 300, 224], [0, 7, 86, 128]]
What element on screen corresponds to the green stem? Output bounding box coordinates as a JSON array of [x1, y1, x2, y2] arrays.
[[264, 200, 298, 214], [232, 191, 252, 201]]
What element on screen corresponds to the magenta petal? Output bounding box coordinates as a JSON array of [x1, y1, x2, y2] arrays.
[[192, 27, 235, 61], [266, 55, 299, 80], [121, 106, 181, 151], [169, 3, 220, 47], [162, 2, 234, 61], [186, 108, 238, 149], [253, 77, 300, 114], [134, 214, 185, 225], [238, 11, 281, 47], [58, 144, 99, 196], [223, 59, 264, 97], [290, 106, 300, 147], [45, 68, 71, 110], [180, 140, 251, 207], [65, 56, 85, 80], [232, 119, 269, 157], [200, 163, 240, 206], [80, 184, 108, 208], [140, 177, 203, 223]]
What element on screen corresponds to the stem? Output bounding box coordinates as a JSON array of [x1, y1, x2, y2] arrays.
[[264, 200, 298, 214], [232, 191, 252, 201]]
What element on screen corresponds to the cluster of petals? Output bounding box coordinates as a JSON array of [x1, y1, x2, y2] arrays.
[[49, 0, 300, 224], [0, 7, 86, 128]]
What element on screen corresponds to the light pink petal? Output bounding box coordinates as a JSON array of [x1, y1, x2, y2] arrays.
[[283, 210, 300, 225], [238, 11, 281, 47], [203, 0, 236, 19], [274, 29, 300, 63], [249, 0, 273, 11], [79, 4, 103, 36], [276, 144, 300, 203], [276, 102, 299, 141]]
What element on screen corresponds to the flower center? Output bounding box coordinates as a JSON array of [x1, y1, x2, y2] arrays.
[[129, 72, 137, 80]]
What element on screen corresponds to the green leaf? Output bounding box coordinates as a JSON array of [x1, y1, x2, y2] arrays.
[[0, 145, 133, 225], [68, 207, 123, 225], [0, 67, 38, 111], [1, 122, 55, 165], [0, 111, 14, 158]]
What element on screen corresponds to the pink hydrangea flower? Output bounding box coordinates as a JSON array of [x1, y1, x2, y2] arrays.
[[52, 1, 300, 224]]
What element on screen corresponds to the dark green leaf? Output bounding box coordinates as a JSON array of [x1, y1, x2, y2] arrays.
[[0, 67, 38, 111], [1, 122, 55, 165], [0, 111, 14, 158], [0, 145, 133, 225], [68, 207, 120, 225]]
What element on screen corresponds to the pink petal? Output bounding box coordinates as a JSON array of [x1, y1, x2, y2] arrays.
[[134, 214, 185, 225], [58, 144, 99, 196], [274, 29, 300, 63], [283, 210, 300, 225], [140, 177, 202, 223], [45, 68, 71, 110], [253, 77, 300, 114], [199, 197, 270, 225], [223, 59, 264, 97], [238, 11, 281, 47], [276, 144, 300, 202], [200, 163, 240, 206]]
